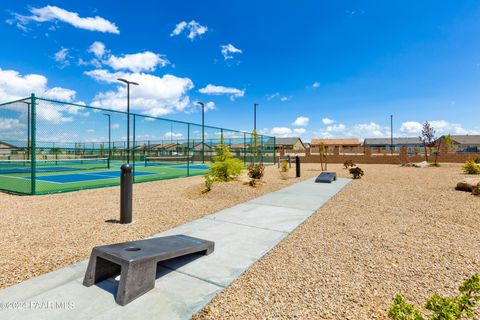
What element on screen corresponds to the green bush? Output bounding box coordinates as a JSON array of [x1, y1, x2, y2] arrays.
[[281, 160, 289, 173], [209, 137, 245, 182], [474, 157, 480, 164], [248, 163, 265, 180], [388, 274, 480, 320], [349, 167, 364, 179], [463, 160, 480, 175]]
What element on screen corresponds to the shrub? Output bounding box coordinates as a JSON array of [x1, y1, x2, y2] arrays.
[[349, 167, 364, 179], [344, 160, 355, 169], [248, 163, 265, 180], [248, 178, 257, 187], [281, 160, 289, 173], [388, 274, 480, 320], [203, 174, 214, 193], [474, 157, 480, 164], [209, 137, 245, 182], [463, 160, 480, 175]]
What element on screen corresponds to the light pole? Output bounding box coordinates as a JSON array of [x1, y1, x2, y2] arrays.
[[196, 101, 205, 163], [390, 115, 394, 154], [104, 114, 111, 162], [253, 103, 259, 133], [117, 78, 139, 164]]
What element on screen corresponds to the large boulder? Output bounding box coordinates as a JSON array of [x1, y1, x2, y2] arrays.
[[456, 178, 480, 192]]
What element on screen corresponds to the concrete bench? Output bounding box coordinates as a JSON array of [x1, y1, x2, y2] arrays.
[[83, 235, 215, 305], [315, 172, 337, 183]]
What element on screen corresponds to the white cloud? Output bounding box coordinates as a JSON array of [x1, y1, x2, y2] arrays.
[[111, 123, 120, 129], [54, 48, 70, 68], [88, 41, 106, 58], [163, 131, 183, 139], [0, 118, 25, 130], [322, 117, 335, 125], [85, 69, 194, 117], [205, 101, 215, 111], [0, 68, 76, 102], [293, 128, 306, 135], [292, 116, 309, 127], [266, 92, 279, 101], [325, 123, 347, 133], [312, 82, 320, 88], [400, 121, 423, 134], [170, 20, 208, 40], [271, 127, 293, 137], [104, 51, 169, 72], [280, 96, 291, 102], [198, 84, 245, 101], [350, 122, 388, 138], [400, 120, 476, 135], [10, 5, 119, 34], [86, 129, 95, 133], [220, 44, 242, 60]]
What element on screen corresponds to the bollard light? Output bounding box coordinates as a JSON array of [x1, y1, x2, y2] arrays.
[[120, 164, 133, 224]]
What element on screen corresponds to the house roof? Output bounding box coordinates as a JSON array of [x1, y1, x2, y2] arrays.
[[364, 137, 422, 146], [310, 138, 360, 146], [446, 135, 480, 145], [274, 137, 303, 146], [0, 141, 19, 149]]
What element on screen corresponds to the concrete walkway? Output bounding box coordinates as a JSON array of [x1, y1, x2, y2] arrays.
[[0, 177, 350, 320]]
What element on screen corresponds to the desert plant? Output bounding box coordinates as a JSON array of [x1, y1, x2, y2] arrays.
[[388, 274, 480, 320], [474, 157, 480, 164], [344, 160, 355, 169], [319, 142, 327, 171], [281, 159, 289, 173], [203, 174, 214, 193], [420, 121, 437, 164], [349, 167, 364, 179], [463, 160, 480, 175], [444, 134, 454, 151], [248, 163, 265, 180], [209, 135, 245, 182]]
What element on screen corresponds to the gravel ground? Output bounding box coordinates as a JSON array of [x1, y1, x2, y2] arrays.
[[0, 163, 323, 289], [194, 163, 480, 320]]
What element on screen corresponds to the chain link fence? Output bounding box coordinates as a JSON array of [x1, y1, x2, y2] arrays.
[[0, 95, 275, 194]]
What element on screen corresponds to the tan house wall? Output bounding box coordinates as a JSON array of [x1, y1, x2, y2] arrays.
[[278, 145, 479, 164]]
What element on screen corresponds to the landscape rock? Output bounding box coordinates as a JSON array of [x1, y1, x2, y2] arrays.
[[455, 178, 480, 192]]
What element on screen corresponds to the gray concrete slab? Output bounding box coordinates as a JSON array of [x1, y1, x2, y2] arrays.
[[0, 177, 350, 320]]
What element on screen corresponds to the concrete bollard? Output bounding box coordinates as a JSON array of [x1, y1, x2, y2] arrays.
[[120, 164, 133, 224], [295, 156, 300, 178]]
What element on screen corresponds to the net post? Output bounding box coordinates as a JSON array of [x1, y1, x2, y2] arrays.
[[273, 136, 276, 165], [243, 132, 246, 163], [30, 93, 36, 195]]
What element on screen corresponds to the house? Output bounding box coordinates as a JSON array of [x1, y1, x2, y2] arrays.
[[310, 138, 360, 149], [363, 137, 423, 150], [271, 137, 306, 151], [436, 135, 480, 152], [0, 141, 19, 157]]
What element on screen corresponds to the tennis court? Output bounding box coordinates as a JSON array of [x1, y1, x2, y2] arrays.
[[0, 157, 210, 194], [0, 95, 276, 195]]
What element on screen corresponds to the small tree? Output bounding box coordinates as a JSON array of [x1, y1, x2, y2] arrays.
[[209, 134, 245, 182], [444, 134, 454, 152], [420, 121, 436, 163]]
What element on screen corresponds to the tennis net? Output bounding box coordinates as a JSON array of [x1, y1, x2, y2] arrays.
[[144, 156, 193, 167], [0, 158, 110, 174]]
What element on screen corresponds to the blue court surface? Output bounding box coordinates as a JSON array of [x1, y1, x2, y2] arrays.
[[0, 166, 82, 174], [29, 171, 159, 183]]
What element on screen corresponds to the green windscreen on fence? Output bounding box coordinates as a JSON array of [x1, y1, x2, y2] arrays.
[[0, 95, 275, 195]]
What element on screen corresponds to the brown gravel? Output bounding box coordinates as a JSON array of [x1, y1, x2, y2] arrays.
[[194, 163, 480, 320], [0, 164, 324, 289]]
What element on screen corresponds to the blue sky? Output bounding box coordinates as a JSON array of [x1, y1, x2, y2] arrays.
[[1, 1, 480, 142]]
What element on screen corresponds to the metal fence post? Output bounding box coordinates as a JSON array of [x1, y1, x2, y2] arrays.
[[132, 115, 136, 183], [120, 164, 133, 224], [273, 136, 276, 165], [30, 93, 36, 195], [187, 123, 190, 177]]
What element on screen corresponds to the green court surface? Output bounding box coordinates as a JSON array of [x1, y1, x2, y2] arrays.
[[0, 161, 210, 195]]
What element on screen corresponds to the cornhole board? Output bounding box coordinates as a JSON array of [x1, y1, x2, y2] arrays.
[[83, 234, 215, 305], [315, 172, 337, 183]]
